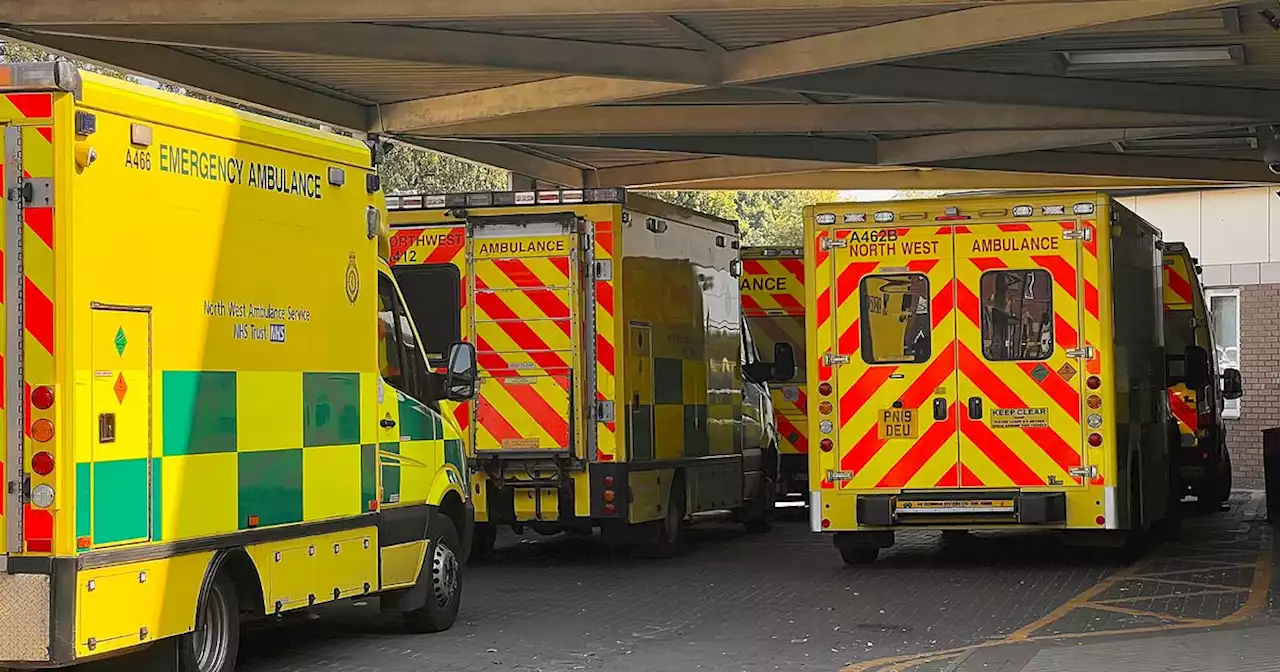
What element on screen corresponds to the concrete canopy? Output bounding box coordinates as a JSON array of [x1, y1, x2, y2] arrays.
[[7, 0, 1280, 188]]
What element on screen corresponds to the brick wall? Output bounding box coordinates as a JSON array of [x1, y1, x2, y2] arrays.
[[1224, 283, 1280, 488]]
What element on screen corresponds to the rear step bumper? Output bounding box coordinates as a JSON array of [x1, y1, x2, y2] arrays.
[[856, 491, 1067, 526]]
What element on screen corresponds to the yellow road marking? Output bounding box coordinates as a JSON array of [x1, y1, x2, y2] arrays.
[[841, 538, 1272, 672]]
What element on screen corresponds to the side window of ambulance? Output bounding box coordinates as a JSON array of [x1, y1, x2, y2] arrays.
[[377, 274, 435, 404], [860, 273, 931, 365], [980, 269, 1053, 362], [394, 264, 462, 367]]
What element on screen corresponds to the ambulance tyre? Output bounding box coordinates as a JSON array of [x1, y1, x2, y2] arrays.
[[840, 546, 879, 565], [743, 475, 777, 534], [1199, 450, 1232, 513], [179, 572, 240, 672], [404, 516, 463, 633], [469, 522, 497, 562], [648, 481, 686, 559]]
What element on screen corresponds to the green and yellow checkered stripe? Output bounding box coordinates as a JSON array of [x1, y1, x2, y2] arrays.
[[625, 356, 737, 462], [75, 370, 464, 549]]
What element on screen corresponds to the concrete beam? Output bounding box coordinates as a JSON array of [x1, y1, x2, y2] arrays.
[[935, 151, 1280, 184], [633, 168, 1218, 190], [0, 0, 1147, 24], [374, 78, 698, 133], [14, 32, 369, 129], [877, 126, 1224, 165], [403, 139, 589, 187], [784, 65, 1280, 121], [429, 103, 1235, 136], [720, 0, 1238, 85], [482, 134, 880, 163], [596, 156, 851, 187], [32, 23, 721, 85]]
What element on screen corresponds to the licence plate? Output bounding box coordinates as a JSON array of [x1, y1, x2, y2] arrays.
[[896, 499, 1015, 514], [878, 408, 918, 439]]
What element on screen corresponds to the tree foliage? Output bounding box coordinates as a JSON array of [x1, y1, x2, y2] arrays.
[[379, 141, 508, 194], [642, 190, 840, 246]]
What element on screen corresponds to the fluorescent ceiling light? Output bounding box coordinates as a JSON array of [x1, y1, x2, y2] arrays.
[[1060, 45, 1244, 70]]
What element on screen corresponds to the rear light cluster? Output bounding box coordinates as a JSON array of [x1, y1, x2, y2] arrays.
[[25, 385, 56, 553], [1084, 376, 1103, 450], [817, 379, 834, 450], [602, 475, 617, 515]]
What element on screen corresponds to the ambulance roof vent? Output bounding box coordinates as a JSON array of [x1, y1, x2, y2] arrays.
[[0, 61, 82, 97], [386, 188, 626, 211]]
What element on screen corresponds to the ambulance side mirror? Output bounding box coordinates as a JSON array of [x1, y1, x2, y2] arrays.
[[771, 342, 797, 382], [1223, 368, 1243, 401], [444, 341, 478, 401]]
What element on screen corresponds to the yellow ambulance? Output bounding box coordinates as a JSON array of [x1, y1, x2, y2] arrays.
[[740, 246, 808, 496], [803, 193, 1234, 563], [386, 191, 792, 558], [1162, 242, 1242, 510], [0, 62, 476, 671]]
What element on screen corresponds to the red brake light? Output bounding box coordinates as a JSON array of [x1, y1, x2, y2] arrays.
[[1086, 376, 1102, 390], [603, 475, 615, 488], [820, 438, 834, 452], [31, 451, 54, 476], [31, 385, 53, 410], [818, 382, 833, 396], [1088, 433, 1103, 447]]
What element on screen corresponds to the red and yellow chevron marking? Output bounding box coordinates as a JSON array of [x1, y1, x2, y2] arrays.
[[1162, 253, 1195, 312], [826, 222, 1092, 492], [471, 241, 578, 453], [594, 221, 618, 461], [1168, 383, 1198, 437]]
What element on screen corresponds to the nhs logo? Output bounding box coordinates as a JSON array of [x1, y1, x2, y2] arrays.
[[269, 323, 286, 343]]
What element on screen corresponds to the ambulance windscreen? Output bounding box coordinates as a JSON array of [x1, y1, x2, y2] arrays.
[[980, 269, 1053, 362], [859, 274, 932, 365]]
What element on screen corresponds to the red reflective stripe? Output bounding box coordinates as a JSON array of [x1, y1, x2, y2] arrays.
[[959, 463, 984, 487], [24, 278, 53, 355], [959, 345, 1080, 472], [998, 223, 1033, 232], [1019, 362, 1081, 423], [1054, 313, 1079, 350], [1030, 255, 1078, 300], [932, 281, 954, 330], [934, 461, 983, 488], [816, 288, 832, 328], [1168, 390, 1198, 431], [907, 259, 939, 273], [780, 258, 805, 285], [428, 228, 466, 264], [1084, 281, 1099, 319], [476, 399, 521, 443], [742, 294, 768, 317], [956, 283, 981, 325], [596, 222, 614, 256], [1165, 266, 1195, 306], [596, 334, 616, 377], [814, 231, 830, 269], [969, 257, 1007, 272], [500, 376, 571, 446], [954, 226, 972, 234], [6, 93, 52, 118], [842, 426, 883, 475], [743, 259, 768, 277], [596, 278, 615, 316], [838, 319, 860, 355], [773, 293, 804, 312], [472, 281, 570, 373], [550, 256, 570, 278], [24, 206, 52, 249], [387, 229, 421, 264], [960, 415, 1043, 486], [876, 404, 957, 487], [836, 261, 880, 306], [452, 402, 469, 430], [839, 367, 897, 433], [777, 414, 809, 454]]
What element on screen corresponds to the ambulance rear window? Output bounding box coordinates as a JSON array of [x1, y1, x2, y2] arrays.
[[395, 264, 462, 366], [859, 274, 932, 365], [980, 269, 1053, 361]]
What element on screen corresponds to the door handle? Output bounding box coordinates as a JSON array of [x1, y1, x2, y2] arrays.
[[967, 397, 983, 420], [932, 398, 948, 421], [380, 418, 397, 429]]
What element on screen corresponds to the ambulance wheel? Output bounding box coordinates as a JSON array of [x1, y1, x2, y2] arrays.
[[179, 572, 240, 672], [404, 516, 463, 633], [648, 488, 685, 559], [469, 522, 497, 562], [743, 476, 777, 534], [1199, 450, 1232, 513], [841, 546, 879, 565]]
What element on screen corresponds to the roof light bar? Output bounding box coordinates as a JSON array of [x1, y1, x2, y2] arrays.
[[1060, 45, 1244, 71], [815, 213, 837, 225], [0, 61, 81, 95], [386, 188, 628, 211], [844, 213, 867, 224]]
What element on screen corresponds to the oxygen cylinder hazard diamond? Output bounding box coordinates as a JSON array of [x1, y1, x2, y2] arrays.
[[1029, 363, 1051, 383], [114, 327, 128, 356], [114, 373, 128, 403]]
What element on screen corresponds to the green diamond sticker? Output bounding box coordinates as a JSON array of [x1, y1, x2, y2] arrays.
[[114, 327, 127, 356]]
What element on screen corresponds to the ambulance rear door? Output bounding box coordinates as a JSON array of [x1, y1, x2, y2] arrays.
[[953, 222, 1088, 489], [827, 222, 960, 491]]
